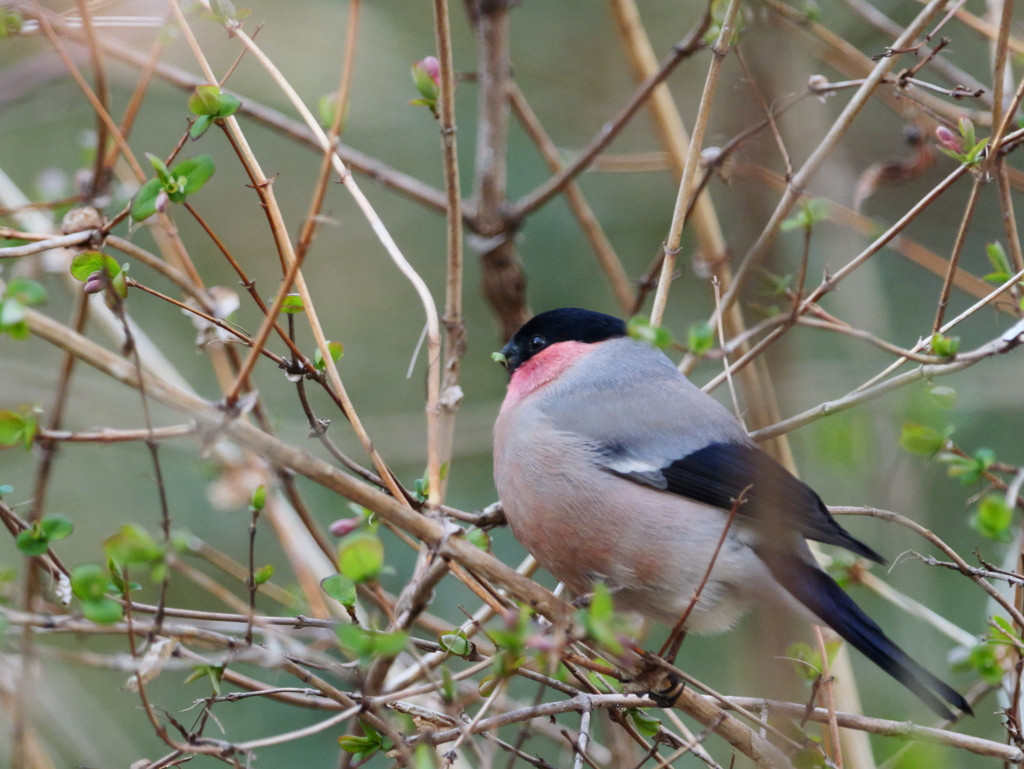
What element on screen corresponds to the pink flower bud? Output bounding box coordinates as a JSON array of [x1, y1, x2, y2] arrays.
[[935, 126, 962, 154], [329, 517, 363, 537], [155, 189, 170, 214], [411, 57, 441, 104], [83, 270, 106, 294], [420, 56, 440, 86]]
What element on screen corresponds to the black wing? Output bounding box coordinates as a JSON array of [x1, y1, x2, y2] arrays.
[[611, 441, 885, 564]]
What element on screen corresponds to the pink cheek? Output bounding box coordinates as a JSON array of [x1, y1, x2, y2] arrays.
[[501, 341, 590, 411]]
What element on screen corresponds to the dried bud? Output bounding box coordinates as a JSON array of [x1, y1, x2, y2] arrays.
[[807, 74, 832, 103], [935, 126, 962, 154], [329, 517, 363, 537], [61, 206, 104, 235]]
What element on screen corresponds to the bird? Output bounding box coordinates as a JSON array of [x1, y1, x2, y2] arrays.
[[492, 307, 971, 718]]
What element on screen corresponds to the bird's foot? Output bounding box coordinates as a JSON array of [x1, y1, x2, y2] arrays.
[[647, 671, 686, 708]]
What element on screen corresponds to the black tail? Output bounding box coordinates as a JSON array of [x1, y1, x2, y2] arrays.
[[766, 553, 972, 719]]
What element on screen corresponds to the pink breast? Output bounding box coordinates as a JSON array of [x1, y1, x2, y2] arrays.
[[501, 341, 590, 412]]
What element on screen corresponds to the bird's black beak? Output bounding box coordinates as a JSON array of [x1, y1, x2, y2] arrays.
[[493, 340, 520, 378]]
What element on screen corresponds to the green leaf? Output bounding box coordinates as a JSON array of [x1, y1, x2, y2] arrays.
[[439, 629, 474, 658], [628, 708, 662, 738], [277, 293, 305, 313], [188, 84, 223, 116], [0, 410, 26, 447], [336, 623, 407, 659], [985, 242, 1012, 284], [928, 385, 956, 409], [491, 351, 507, 365], [40, 514, 73, 542], [217, 93, 241, 117], [992, 616, 1021, 645], [940, 448, 994, 485], [967, 643, 1004, 684], [253, 564, 274, 585], [580, 583, 623, 655], [189, 114, 214, 140], [173, 155, 215, 196], [320, 573, 357, 607], [899, 422, 951, 457], [930, 333, 959, 357], [82, 597, 123, 624], [339, 725, 383, 761], [627, 315, 673, 349], [131, 178, 164, 221], [69, 251, 120, 282], [313, 341, 344, 369], [16, 528, 49, 557], [0, 299, 27, 339], [250, 484, 266, 511], [5, 278, 47, 307], [104, 524, 162, 565], [791, 747, 828, 769], [338, 531, 383, 583], [147, 153, 172, 186], [784, 641, 823, 681], [71, 563, 110, 602], [466, 527, 490, 552], [687, 322, 715, 356], [973, 495, 1013, 541], [781, 198, 830, 232], [185, 664, 225, 694]]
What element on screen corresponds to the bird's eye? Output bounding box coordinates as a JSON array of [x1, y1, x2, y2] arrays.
[[529, 334, 546, 351]]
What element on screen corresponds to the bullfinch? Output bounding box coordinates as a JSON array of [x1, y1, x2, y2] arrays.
[[492, 307, 970, 718]]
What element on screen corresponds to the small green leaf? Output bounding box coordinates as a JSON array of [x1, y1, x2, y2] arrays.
[[992, 616, 1021, 645], [313, 341, 344, 369], [131, 178, 164, 221], [336, 623, 407, 658], [147, 153, 171, 186], [478, 674, 497, 697], [466, 528, 490, 552], [973, 495, 1013, 541], [4, 278, 47, 307], [491, 351, 507, 365], [984, 242, 1012, 284], [687, 322, 715, 356], [0, 299, 27, 339], [188, 84, 223, 116], [967, 643, 1004, 684], [928, 385, 956, 409], [250, 484, 266, 512], [781, 198, 830, 232], [277, 293, 305, 313], [338, 531, 383, 583], [320, 573, 357, 607], [71, 563, 110, 602], [16, 529, 49, 557], [785, 641, 822, 681], [173, 155, 215, 196], [40, 514, 73, 542], [253, 564, 274, 585], [217, 93, 240, 117], [930, 333, 959, 357], [627, 315, 673, 349], [69, 252, 120, 282], [189, 114, 214, 140], [899, 422, 951, 457], [439, 629, 474, 658], [629, 708, 662, 738], [104, 524, 162, 566], [0, 410, 26, 447], [82, 597, 123, 624]]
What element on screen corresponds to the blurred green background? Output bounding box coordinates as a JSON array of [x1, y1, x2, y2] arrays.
[[2, 0, 1024, 766]]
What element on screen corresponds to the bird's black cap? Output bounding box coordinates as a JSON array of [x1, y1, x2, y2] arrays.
[[496, 308, 626, 376]]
